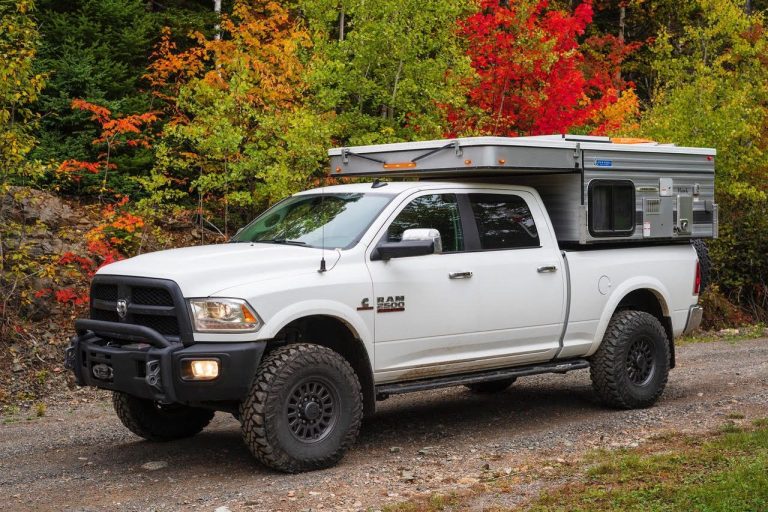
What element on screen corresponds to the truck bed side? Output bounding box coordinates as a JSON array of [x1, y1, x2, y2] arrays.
[[559, 244, 699, 359]]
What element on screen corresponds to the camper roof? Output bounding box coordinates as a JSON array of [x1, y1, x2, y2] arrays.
[[327, 135, 716, 177]]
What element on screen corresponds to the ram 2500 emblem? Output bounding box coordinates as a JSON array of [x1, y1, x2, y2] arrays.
[[377, 296, 405, 313], [356, 298, 374, 311], [116, 299, 128, 320]]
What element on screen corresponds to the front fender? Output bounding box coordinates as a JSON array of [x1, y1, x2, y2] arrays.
[[585, 277, 671, 357]]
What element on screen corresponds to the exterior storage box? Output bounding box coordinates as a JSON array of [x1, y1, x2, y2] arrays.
[[328, 135, 717, 244]]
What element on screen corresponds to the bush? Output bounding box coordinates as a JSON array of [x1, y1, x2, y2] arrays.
[[709, 194, 768, 323]]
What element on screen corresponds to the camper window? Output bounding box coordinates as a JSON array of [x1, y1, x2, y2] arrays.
[[588, 180, 635, 237]]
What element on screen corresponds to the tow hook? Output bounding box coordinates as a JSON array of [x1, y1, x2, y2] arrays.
[[146, 360, 162, 391]]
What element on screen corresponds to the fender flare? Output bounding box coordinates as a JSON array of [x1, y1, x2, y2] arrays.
[[259, 299, 373, 346], [584, 278, 671, 357]]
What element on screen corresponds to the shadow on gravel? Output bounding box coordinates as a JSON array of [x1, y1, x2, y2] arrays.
[[50, 380, 602, 478], [361, 381, 601, 444]]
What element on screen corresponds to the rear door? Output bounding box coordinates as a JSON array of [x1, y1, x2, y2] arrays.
[[460, 190, 566, 357]]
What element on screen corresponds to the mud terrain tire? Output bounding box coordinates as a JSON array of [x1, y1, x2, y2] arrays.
[[590, 310, 670, 409], [112, 392, 214, 441], [240, 343, 363, 473]]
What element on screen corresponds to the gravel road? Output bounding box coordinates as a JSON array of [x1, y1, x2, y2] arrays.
[[1, 338, 767, 512]]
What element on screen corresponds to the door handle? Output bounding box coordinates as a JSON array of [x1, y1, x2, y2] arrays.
[[449, 271, 473, 279], [537, 265, 557, 273]]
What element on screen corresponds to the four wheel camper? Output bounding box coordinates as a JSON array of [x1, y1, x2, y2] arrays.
[[328, 134, 717, 245]]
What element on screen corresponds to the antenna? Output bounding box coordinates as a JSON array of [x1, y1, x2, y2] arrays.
[[318, 179, 327, 273]]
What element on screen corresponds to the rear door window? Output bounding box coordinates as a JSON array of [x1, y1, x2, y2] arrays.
[[467, 193, 540, 250]]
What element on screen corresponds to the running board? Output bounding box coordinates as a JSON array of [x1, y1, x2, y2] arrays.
[[375, 359, 590, 398]]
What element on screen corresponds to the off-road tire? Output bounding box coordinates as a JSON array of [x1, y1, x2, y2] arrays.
[[465, 378, 516, 393], [692, 239, 711, 292], [112, 392, 214, 441], [590, 310, 670, 409], [240, 343, 363, 473]]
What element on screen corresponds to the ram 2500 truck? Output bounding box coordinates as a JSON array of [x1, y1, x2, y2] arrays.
[[66, 136, 712, 472]]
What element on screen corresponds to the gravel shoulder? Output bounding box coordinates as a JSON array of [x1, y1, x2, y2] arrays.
[[1, 338, 767, 512]]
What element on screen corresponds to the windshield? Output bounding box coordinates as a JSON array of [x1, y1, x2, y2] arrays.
[[232, 192, 393, 250]]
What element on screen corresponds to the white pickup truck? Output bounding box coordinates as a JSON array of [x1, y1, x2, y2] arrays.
[[66, 136, 710, 473]]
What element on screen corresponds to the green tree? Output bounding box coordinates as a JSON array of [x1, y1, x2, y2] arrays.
[[640, 0, 768, 198], [299, 0, 475, 145], [31, 0, 157, 195]]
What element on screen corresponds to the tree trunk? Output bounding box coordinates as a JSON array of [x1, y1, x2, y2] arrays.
[[213, 0, 222, 40]]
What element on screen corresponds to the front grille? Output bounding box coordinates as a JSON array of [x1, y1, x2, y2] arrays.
[[132, 287, 173, 306], [133, 314, 179, 336], [88, 276, 191, 343], [92, 284, 118, 301], [92, 309, 120, 323]]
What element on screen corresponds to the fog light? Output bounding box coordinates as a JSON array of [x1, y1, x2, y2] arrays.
[[182, 359, 220, 381]]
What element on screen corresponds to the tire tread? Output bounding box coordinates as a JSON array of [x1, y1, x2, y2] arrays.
[[590, 310, 670, 409], [240, 343, 363, 473]]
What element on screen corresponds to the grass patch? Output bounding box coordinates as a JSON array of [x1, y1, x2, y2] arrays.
[[529, 419, 768, 512], [384, 492, 461, 512]]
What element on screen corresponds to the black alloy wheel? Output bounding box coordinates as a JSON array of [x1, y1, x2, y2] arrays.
[[626, 337, 656, 386], [286, 378, 340, 443]]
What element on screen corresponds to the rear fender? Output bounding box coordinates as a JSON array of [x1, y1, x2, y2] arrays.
[[585, 278, 671, 357]]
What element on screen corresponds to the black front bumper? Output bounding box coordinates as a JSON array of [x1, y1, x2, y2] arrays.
[[66, 319, 267, 404]]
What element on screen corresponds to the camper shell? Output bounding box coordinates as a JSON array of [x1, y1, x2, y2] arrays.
[[328, 134, 717, 245]]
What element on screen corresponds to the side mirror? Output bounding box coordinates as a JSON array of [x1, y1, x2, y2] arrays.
[[372, 228, 442, 261], [401, 228, 442, 253]]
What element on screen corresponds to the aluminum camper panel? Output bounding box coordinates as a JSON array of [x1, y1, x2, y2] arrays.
[[582, 168, 716, 243], [329, 143, 578, 177], [582, 149, 715, 174], [496, 174, 583, 241]]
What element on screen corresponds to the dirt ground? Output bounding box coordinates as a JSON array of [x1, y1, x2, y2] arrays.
[[1, 337, 767, 512]]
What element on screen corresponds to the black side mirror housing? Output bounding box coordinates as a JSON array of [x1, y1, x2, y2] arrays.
[[372, 240, 435, 261]]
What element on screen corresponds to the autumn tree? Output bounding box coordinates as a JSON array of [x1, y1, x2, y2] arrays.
[[0, 0, 45, 186], [142, 0, 329, 232], [56, 99, 157, 196], [450, 0, 637, 137]]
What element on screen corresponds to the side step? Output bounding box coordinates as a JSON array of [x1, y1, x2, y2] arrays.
[[375, 359, 590, 398]]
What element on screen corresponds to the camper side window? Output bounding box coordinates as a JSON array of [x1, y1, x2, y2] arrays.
[[588, 180, 635, 237]]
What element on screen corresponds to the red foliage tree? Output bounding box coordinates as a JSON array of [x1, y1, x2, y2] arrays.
[[449, 0, 637, 137]]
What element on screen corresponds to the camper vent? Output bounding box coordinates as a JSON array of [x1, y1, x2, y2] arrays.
[[645, 198, 661, 215]]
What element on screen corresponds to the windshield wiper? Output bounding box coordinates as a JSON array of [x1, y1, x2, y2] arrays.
[[254, 239, 308, 246]]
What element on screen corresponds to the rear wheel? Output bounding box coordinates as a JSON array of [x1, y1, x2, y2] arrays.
[[240, 343, 363, 473], [112, 392, 214, 441], [465, 378, 516, 394], [590, 310, 670, 409]]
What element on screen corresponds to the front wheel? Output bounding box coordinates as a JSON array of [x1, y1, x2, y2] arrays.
[[590, 310, 670, 409], [240, 343, 363, 473], [112, 392, 214, 441]]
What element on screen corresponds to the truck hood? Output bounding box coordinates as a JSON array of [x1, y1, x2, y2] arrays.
[[97, 243, 335, 297]]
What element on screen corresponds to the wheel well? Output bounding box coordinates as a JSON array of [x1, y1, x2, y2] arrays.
[[616, 289, 675, 368], [272, 315, 376, 417]]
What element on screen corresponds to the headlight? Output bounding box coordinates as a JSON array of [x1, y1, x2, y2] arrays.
[[188, 298, 261, 332]]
